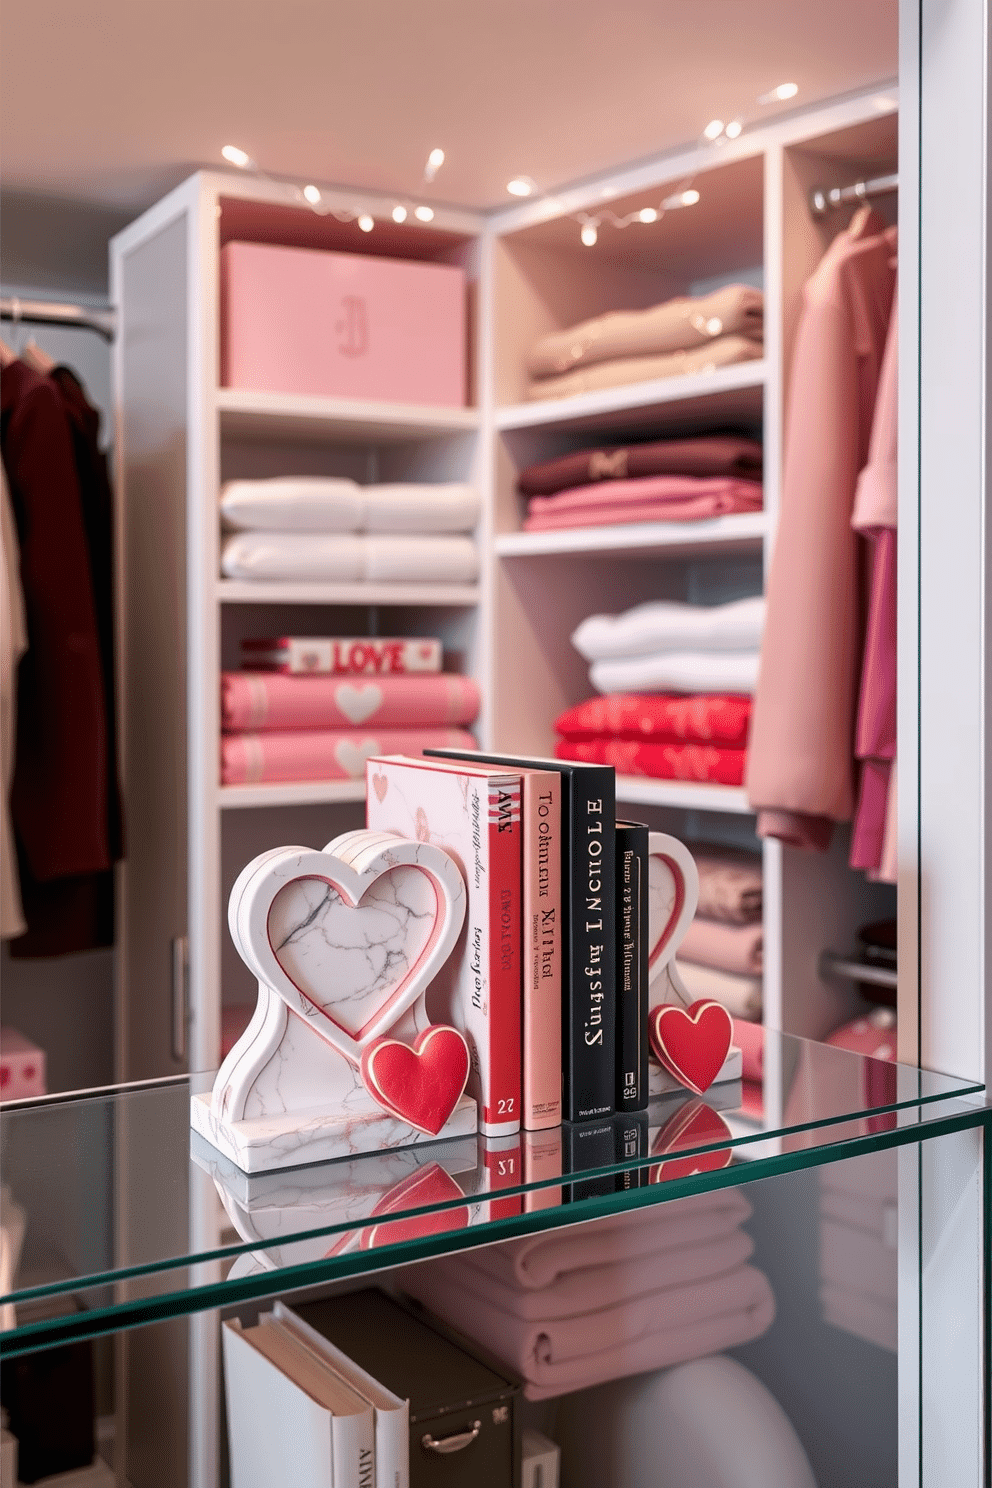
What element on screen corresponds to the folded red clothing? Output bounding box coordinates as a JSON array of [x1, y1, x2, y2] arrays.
[[556, 738, 746, 786], [221, 727, 477, 784], [555, 694, 752, 748], [518, 434, 764, 497], [222, 671, 480, 733], [523, 476, 763, 533]]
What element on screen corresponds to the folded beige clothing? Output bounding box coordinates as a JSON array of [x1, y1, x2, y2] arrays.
[[679, 916, 763, 975], [676, 960, 763, 1019], [527, 336, 764, 402], [461, 1188, 752, 1289], [528, 284, 765, 378], [690, 843, 763, 925]]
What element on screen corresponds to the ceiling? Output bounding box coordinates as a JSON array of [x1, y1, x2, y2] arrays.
[[1, 1, 897, 218]]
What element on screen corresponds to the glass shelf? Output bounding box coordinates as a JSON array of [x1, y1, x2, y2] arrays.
[[0, 1032, 986, 1359]]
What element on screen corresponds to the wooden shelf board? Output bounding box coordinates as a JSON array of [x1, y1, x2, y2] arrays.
[[495, 512, 768, 560], [614, 776, 754, 813], [496, 361, 766, 437], [217, 580, 480, 606], [217, 386, 479, 443], [219, 779, 367, 809]]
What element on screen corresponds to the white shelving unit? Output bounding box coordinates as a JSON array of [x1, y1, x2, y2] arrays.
[[110, 81, 906, 1488]]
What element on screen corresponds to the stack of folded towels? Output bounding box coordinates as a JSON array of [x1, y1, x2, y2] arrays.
[[219, 478, 480, 584], [220, 671, 479, 785], [401, 1189, 774, 1400], [525, 284, 764, 403], [556, 596, 764, 786], [676, 842, 764, 1021], [517, 431, 763, 533], [819, 1149, 897, 1353]]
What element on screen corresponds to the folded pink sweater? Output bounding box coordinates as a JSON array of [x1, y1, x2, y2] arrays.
[[222, 671, 480, 733], [403, 1262, 774, 1399], [523, 475, 763, 532]]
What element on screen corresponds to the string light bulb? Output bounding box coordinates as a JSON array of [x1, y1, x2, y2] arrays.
[[302, 184, 321, 205], [702, 119, 725, 141], [507, 177, 535, 197], [724, 120, 743, 140], [357, 214, 375, 233], [758, 82, 798, 104], [580, 222, 598, 247], [221, 145, 254, 169], [679, 189, 700, 207], [392, 205, 408, 223], [414, 205, 435, 222], [638, 207, 659, 223], [424, 148, 446, 182]]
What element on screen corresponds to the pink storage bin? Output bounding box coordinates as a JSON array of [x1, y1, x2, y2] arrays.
[[221, 241, 467, 406]]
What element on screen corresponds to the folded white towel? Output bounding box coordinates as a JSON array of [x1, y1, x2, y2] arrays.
[[220, 532, 479, 584], [590, 651, 760, 696], [674, 960, 763, 1019], [220, 478, 479, 534], [573, 596, 765, 662]]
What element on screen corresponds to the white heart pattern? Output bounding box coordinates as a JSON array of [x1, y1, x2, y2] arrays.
[[335, 736, 383, 777], [227, 835, 467, 1066], [335, 681, 384, 725]]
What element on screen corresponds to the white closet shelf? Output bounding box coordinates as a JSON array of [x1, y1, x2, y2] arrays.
[[218, 779, 367, 809], [615, 777, 754, 813], [495, 361, 766, 437], [216, 387, 480, 443], [217, 579, 480, 606], [495, 511, 768, 560]]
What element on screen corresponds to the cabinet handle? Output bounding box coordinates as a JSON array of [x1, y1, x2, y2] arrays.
[[171, 936, 189, 1062], [421, 1421, 481, 1454]]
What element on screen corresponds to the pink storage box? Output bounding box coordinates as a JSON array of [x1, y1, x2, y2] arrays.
[[0, 1027, 46, 1100], [221, 241, 467, 406]]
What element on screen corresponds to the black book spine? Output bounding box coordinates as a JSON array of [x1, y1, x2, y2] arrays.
[[614, 1109, 650, 1190], [426, 749, 616, 1122], [615, 822, 649, 1112]]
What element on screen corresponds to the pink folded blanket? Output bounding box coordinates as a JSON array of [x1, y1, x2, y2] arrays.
[[518, 434, 764, 498], [436, 1228, 754, 1321], [554, 693, 752, 748], [221, 727, 477, 784], [680, 916, 763, 975], [403, 1263, 775, 1400], [557, 738, 747, 787], [462, 1189, 752, 1289], [523, 475, 763, 533], [221, 672, 481, 733]]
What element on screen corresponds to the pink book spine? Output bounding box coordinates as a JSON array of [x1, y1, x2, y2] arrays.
[[241, 637, 443, 675], [221, 673, 480, 733], [522, 1128, 563, 1212], [520, 771, 562, 1129], [221, 728, 476, 784]]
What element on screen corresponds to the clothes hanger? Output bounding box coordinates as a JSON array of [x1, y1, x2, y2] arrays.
[[847, 202, 875, 240], [20, 337, 55, 375], [0, 337, 16, 369]]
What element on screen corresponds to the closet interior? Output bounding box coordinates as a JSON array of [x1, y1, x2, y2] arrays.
[[0, 52, 932, 1488]]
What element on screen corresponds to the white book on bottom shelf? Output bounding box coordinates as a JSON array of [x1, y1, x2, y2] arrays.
[[275, 1300, 410, 1488], [222, 1315, 374, 1488]]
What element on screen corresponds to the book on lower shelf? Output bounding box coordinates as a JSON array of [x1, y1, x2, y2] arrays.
[[222, 1314, 375, 1488]]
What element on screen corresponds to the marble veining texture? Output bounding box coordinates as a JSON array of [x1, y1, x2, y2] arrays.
[[268, 863, 438, 1036], [191, 1089, 478, 1174]]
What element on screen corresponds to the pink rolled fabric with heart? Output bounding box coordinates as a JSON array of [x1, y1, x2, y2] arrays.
[[221, 727, 477, 784], [681, 917, 763, 975], [221, 671, 480, 733]]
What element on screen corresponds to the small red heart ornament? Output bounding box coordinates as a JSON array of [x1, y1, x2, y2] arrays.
[[649, 1097, 733, 1183], [648, 999, 733, 1095], [361, 1025, 470, 1135], [359, 1163, 470, 1250]]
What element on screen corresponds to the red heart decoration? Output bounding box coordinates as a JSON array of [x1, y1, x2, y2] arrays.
[[649, 999, 733, 1095], [359, 1163, 470, 1250], [649, 1097, 733, 1183], [360, 1025, 470, 1135]]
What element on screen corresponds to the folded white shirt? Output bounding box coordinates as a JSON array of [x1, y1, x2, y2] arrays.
[[590, 650, 760, 697], [221, 532, 479, 584], [573, 596, 765, 662], [220, 478, 479, 533]]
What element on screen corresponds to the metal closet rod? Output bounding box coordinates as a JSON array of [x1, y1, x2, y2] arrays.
[[0, 295, 117, 342], [809, 172, 898, 218]]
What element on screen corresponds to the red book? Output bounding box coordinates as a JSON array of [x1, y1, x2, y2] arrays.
[[366, 754, 522, 1137]]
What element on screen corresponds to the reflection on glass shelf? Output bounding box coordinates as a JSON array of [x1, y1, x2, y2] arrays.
[[0, 1031, 985, 1357]]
